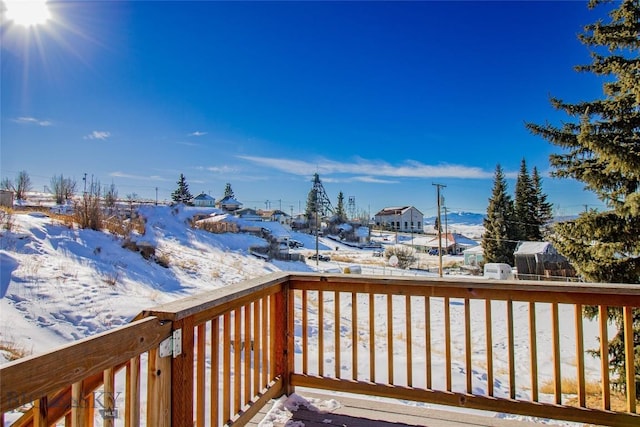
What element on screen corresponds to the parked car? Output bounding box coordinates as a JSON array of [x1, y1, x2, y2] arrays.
[[372, 250, 384, 257], [288, 239, 304, 248], [308, 254, 331, 262], [428, 249, 440, 256]]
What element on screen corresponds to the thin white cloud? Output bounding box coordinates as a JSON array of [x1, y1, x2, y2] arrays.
[[177, 141, 200, 147], [189, 131, 207, 137], [237, 155, 495, 180], [109, 172, 169, 181], [352, 176, 399, 184], [205, 165, 238, 174], [13, 116, 52, 126], [84, 131, 111, 140]]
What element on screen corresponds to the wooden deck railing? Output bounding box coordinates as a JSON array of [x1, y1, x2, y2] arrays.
[[1, 272, 639, 426]]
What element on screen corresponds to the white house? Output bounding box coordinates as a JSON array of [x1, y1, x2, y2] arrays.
[[373, 206, 423, 233], [193, 192, 215, 207]]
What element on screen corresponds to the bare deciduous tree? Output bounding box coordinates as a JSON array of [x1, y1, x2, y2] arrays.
[[2, 171, 32, 200], [50, 174, 77, 205], [104, 183, 118, 210], [14, 171, 32, 200], [74, 180, 102, 230]]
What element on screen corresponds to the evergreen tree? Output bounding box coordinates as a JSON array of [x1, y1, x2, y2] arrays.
[[335, 191, 346, 221], [513, 159, 537, 241], [526, 0, 640, 393], [532, 167, 554, 238], [305, 187, 318, 222], [483, 165, 517, 265], [224, 183, 234, 198], [171, 174, 193, 205]]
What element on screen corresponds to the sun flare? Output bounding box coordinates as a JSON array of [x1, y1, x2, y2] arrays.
[[4, 0, 50, 27]]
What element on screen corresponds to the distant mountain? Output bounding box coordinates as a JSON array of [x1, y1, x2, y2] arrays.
[[424, 211, 486, 226]]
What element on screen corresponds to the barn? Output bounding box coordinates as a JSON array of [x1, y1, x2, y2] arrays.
[[513, 241, 576, 281]]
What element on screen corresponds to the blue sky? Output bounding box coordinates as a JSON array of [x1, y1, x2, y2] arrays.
[[2, 1, 612, 217]]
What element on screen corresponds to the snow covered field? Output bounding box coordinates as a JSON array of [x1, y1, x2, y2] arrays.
[[0, 205, 608, 425]]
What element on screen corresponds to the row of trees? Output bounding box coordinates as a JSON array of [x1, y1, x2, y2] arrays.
[[482, 159, 553, 265], [1, 170, 125, 207]]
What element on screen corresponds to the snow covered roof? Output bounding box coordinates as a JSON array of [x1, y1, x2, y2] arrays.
[[463, 245, 483, 254], [514, 241, 554, 255], [218, 195, 242, 206], [194, 193, 215, 201]]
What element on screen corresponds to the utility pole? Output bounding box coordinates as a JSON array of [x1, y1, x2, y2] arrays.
[[444, 206, 449, 255], [433, 183, 446, 277]]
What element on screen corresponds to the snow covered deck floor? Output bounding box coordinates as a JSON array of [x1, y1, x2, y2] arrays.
[[249, 390, 550, 427]]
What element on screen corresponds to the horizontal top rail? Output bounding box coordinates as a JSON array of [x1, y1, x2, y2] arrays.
[[0, 316, 171, 412], [139, 272, 289, 323], [287, 273, 640, 305]]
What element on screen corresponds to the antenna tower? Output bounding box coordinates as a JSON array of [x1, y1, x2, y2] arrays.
[[311, 173, 334, 217], [348, 196, 356, 220]]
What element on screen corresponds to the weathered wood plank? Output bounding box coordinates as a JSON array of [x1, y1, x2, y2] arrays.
[[141, 272, 288, 322], [0, 317, 170, 413], [291, 375, 640, 427]]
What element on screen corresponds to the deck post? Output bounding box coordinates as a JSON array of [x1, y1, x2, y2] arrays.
[[171, 317, 195, 427], [274, 283, 293, 395]]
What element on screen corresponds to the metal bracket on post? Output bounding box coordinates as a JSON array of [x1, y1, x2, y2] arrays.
[[159, 328, 182, 358]]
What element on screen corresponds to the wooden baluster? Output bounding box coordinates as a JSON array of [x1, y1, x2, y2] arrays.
[[529, 302, 538, 402], [302, 290, 308, 375], [575, 304, 585, 407], [244, 304, 251, 405], [103, 367, 115, 427], [196, 323, 205, 427], [147, 348, 170, 427], [486, 299, 493, 397], [598, 305, 610, 410], [319, 291, 324, 377], [369, 293, 375, 383], [406, 295, 413, 388], [465, 298, 472, 394], [223, 313, 231, 424], [33, 396, 47, 427], [335, 291, 341, 379], [387, 293, 394, 385], [623, 306, 636, 413], [352, 292, 358, 381], [507, 300, 515, 400], [444, 297, 451, 392], [210, 317, 220, 427], [551, 303, 561, 404], [425, 296, 432, 390], [234, 309, 242, 414]]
